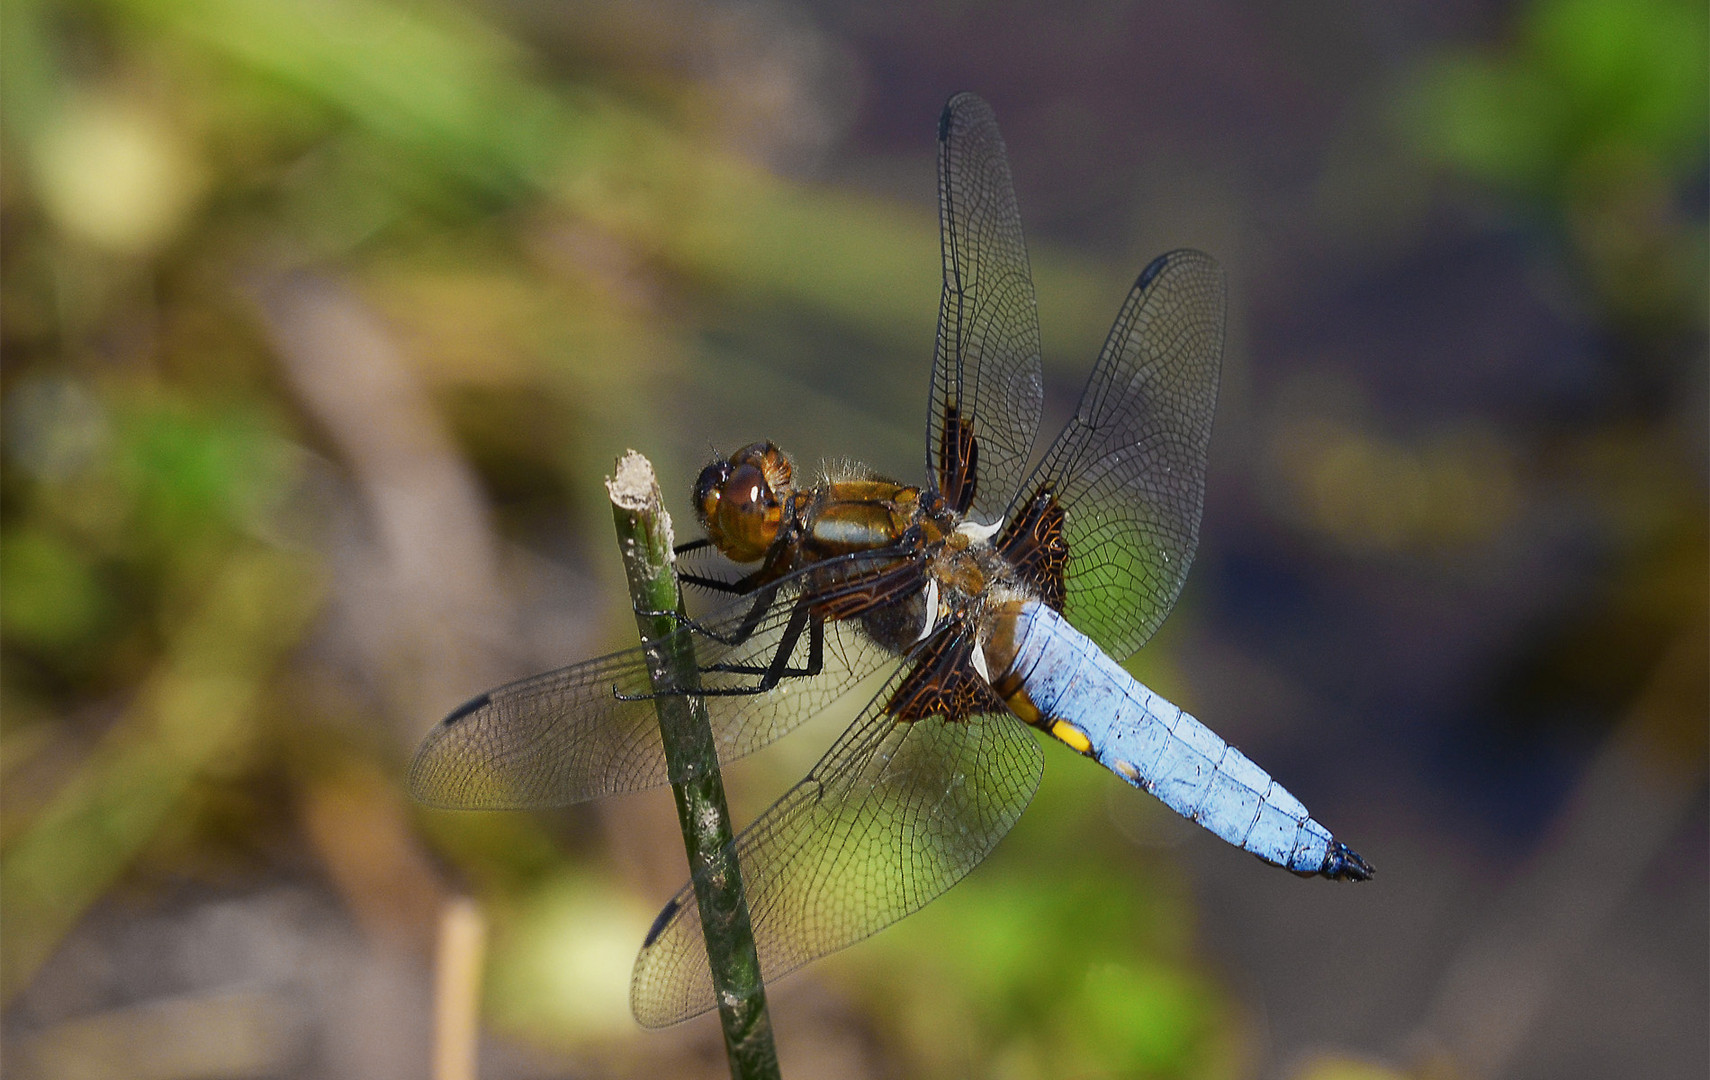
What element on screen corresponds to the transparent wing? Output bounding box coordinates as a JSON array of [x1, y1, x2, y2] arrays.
[[927, 92, 1043, 524], [630, 659, 1044, 1027], [408, 562, 907, 810], [1006, 249, 1226, 661]]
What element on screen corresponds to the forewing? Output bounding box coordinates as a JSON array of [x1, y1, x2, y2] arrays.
[[408, 573, 903, 809], [928, 92, 1043, 523], [1004, 249, 1225, 661], [630, 656, 1043, 1027]]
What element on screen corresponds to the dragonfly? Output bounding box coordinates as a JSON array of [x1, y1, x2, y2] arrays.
[[410, 92, 1372, 1029]]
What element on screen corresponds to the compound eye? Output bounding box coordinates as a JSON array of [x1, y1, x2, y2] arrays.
[[694, 460, 734, 527], [710, 462, 781, 562], [724, 463, 769, 510], [694, 458, 782, 563]]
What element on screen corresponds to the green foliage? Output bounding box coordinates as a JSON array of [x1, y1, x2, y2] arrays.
[[484, 871, 654, 1045], [1415, 0, 1707, 197], [1076, 959, 1217, 1074], [113, 397, 294, 547], [1, 526, 111, 652], [1411, 0, 1708, 334]]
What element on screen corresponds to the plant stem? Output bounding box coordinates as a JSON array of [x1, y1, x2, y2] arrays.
[[608, 451, 781, 1080]]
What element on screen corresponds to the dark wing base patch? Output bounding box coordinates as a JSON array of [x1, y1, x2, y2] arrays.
[[887, 631, 1005, 723], [998, 486, 1067, 612], [938, 404, 980, 515]]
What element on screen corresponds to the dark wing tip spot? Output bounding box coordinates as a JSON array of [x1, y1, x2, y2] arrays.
[[642, 897, 680, 948], [1135, 252, 1172, 292], [442, 692, 491, 726]]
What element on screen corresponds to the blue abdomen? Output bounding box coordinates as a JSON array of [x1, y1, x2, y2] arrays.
[[997, 602, 1368, 880]]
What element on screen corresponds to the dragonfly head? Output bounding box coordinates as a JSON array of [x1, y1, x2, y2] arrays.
[[694, 441, 793, 563]]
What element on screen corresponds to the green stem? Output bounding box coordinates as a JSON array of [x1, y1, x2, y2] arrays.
[[608, 451, 781, 1080]]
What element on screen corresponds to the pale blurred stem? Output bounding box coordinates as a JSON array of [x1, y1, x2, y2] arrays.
[[608, 453, 781, 1080]]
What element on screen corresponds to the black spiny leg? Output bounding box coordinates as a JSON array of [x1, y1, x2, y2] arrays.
[[620, 544, 895, 702], [615, 595, 822, 701], [631, 583, 758, 638], [672, 537, 734, 593], [665, 535, 765, 608], [677, 573, 744, 594], [702, 600, 823, 689], [646, 574, 785, 650], [637, 539, 784, 641]]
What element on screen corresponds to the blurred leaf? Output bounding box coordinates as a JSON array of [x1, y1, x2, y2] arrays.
[[112, 0, 565, 201], [1414, 0, 1708, 197], [1407, 0, 1706, 369], [1414, 57, 1560, 192], [1073, 959, 1216, 1075], [0, 547, 325, 1000], [1528, 0, 1707, 164], [0, 527, 110, 651], [484, 871, 653, 1046], [112, 394, 300, 551], [32, 93, 208, 254]]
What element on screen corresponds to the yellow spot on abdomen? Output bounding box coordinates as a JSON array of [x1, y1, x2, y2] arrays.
[[1050, 720, 1093, 755], [1002, 690, 1040, 726]]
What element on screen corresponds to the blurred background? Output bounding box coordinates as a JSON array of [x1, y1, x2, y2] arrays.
[[2, 1, 1704, 1077]]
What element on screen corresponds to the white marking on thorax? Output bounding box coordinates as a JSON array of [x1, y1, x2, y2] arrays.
[[914, 578, 940, 643], [969, 641, 992, 684], [955, 517, 1003, 544]]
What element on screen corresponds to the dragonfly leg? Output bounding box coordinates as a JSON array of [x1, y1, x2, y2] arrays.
[[632, 568, 784, 642], [615, 598, 822, 701], [678, 570, 746, 595], [666, 547, 908, 643], [670, 530, 791, 597], [681, 580, 783, 648], [703, 605, 823, 687]]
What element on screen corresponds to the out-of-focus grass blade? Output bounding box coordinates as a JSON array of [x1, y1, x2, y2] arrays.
[[108, 0, 1117, 361], [0, 549, 326, 1002]]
